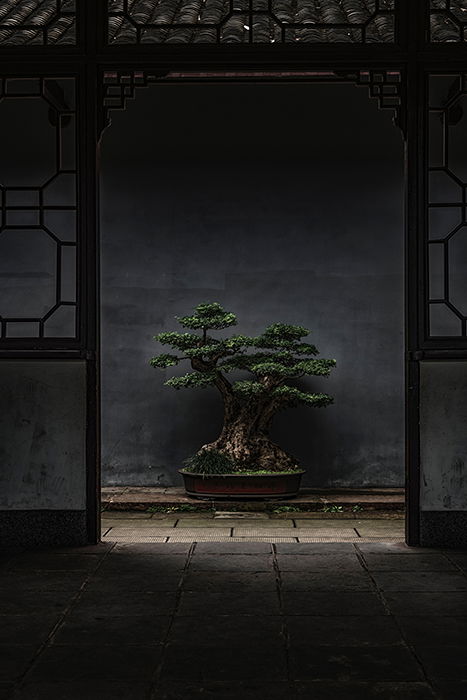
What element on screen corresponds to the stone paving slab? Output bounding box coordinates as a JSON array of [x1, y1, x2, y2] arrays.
[[168, 536, 299, 543], [104, 527, 232, 537], [176, 519, 295, 528], [293, 519, 360, 528], [102, 518, 178, 528], [2, 540, 466, 699], [100, 515, 407, 545], [233, 527, 358, 537]]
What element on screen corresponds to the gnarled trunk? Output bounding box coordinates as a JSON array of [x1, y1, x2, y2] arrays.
[[200, 399, 297, 472]]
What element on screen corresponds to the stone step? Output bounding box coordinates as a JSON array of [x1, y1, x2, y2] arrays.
[[102, 486, 405, 516]]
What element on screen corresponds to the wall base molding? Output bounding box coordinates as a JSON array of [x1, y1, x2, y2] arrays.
[[420, 511, 467, 548], [0, 510, 87, 549]]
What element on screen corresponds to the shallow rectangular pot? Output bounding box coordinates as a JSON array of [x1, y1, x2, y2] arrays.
[[179, 469, 305, 499]]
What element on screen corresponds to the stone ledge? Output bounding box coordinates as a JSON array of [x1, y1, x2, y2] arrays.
[[101, 486, 405, 515]]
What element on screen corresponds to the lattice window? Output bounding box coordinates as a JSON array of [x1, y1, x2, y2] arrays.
[[430, 1, 467, 42], [0, 78, 78, 339], [427, 74, 467, 338], [0, 1, 76, 46], [107, 0, 396, 44]]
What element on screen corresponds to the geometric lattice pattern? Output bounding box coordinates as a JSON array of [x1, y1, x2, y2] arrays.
[[0, 1, 76, 45], [103, 69, 402, 127], [107, 0, 396, 44], [0, 78, 77, 339], [428, 74, 467, 337], [430, 0, 467, 42]]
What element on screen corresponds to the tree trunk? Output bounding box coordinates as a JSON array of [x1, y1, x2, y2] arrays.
[[199, 400, 298, 472]]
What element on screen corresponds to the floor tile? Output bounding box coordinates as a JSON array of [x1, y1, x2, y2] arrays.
[[362, 554, 456, 571], [103, 528, 180, 537], [84, 572, 182, 593], [434, 681, 467, 699], [372, 571, 467, 591], [155, 680, 293, 699], [445, 553, 467, 571], [0, 614, 61, 646], [356, 543, 426, 555], [397, 616, 467, 647], [161, 642, 287, 681], [168, 614, 283, 645], [293, 520, 357, 529], [27, 645, 161, 682], [415, 646, 467, 680], [6, 554, 103, 572], [280, 570, 372, 591], [103, 535, 168, 543], [287, 616, 402, 646], [235, 528, 357, 538], [384, 592, 467, 616], [189, 554, 272, 572], [51, 613, 171, 646], [71, 590, 177, 616], [0, 646, 37, 681], [11, 681, 151, 700], [193, 542, 272, 554], [182, 571, 277, 592], [0, 571, 89, 593], [97, 554, 187, 574], [0, 590, 75, 616], [177, 589, 280, 616], [0, 684, 13, 700], [276, 554, 363, 571], [294, 681, 437, 699], [103, 518, 178, 528], [290, 645, 423, 681], [170, 536, 297, 543], [275, 543, 357, 554], [176, 519, 294, 528], [111, 543, 191, 555], [353, 520, 405, 528], [42, 543, 114, 555], [282, 591, 387, 616]]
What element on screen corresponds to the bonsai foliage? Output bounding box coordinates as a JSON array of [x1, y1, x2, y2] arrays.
[[150, 302, 336, 473]]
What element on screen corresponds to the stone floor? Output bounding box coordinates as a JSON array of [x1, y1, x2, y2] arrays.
[[101, 512, 406, 543], [1, 519, 467, 699]]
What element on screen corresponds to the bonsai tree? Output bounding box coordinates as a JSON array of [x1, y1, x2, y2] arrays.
[[150, 302, 335, 474]]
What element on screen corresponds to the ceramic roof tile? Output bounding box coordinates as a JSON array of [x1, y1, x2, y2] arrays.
[[0, 0, 464, 45]]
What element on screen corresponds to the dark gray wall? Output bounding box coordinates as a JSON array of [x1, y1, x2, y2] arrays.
[[0, 361, 86, 509], [420, 361, 467, 511], [100, 82, 404, 488]]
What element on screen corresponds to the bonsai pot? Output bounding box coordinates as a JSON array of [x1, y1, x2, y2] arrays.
[[179, 469, 305, 499]]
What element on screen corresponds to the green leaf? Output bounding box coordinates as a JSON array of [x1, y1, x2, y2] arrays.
[[256, 323, 310, 346], [232, 380, 268, 397], [293, 358, 336, 376], [177, 302, 237, 330], [165, 371, 217, 389], [149, 354, 180, 368], [184, 343, 222, 359], [250, 361, 294, 377], [154, 332, 203, 350], [272, 385, 334, 407]]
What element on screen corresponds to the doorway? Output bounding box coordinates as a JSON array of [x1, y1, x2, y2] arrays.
[[99, 78, 405, 531]]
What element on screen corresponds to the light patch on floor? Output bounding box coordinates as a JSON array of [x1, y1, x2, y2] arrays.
[[100, 514, 405, 543]]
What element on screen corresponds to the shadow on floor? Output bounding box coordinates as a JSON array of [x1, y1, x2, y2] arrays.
[[1, 540, 467, 699]]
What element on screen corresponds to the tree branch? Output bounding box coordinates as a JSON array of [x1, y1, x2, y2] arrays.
[[191, 357, 233, 402]]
